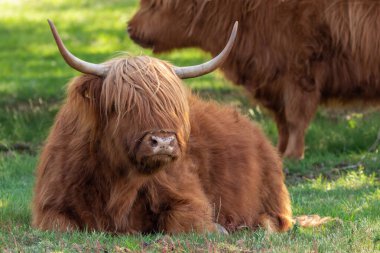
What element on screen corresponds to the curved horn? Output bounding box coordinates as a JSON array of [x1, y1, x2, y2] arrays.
[[47, 19, 109, 76], [174, 21, 238, 79]]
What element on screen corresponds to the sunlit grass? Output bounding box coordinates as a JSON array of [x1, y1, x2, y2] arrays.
[[0, 200, 8, 209], [311, 168, 377, 190]]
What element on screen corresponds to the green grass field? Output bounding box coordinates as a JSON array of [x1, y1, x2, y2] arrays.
[[0, 0, 379, 252]]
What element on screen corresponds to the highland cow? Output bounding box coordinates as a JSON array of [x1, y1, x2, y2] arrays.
[[128, 0, 380, 159], [32, 20, 293, 234]]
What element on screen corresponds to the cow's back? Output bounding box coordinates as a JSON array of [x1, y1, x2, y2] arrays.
[[187, 96, 292, 231]]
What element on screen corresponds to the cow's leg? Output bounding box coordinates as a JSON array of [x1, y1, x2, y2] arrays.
[[258, 145, 293, 232], [159, 196, 216, 233], [157, 177, 216, 234], [274, 112, 289, 155], [283, 124, 306, 159], [282, 85, 319, 159]]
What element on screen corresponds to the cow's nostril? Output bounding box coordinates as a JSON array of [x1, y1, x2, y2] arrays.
[[127, 25, 133, 33], [150, 138, 158, 147], [145, 133, 178, 156]]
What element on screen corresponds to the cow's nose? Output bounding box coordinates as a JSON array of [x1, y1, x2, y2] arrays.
[[127, 25, 134, 36], [149, 134, 177, 155]]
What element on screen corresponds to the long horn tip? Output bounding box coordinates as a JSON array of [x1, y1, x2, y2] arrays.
[[233, 21, 239, 30], [47, 19, 108, 77], [174, 21, 238, 79], [47, 19, 54, 29], [47, 19, 58, 37], [231, 21, 238, 39]]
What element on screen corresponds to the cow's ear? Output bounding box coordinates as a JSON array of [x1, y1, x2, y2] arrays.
[[76, 75, 103, 101]]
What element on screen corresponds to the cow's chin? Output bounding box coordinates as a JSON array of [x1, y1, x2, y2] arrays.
[[129, 35, 169, 54], [129, 35, 155, 49], [137, 155, 178, 175]]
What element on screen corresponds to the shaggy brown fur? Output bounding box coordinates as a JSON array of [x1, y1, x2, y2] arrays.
[[128, 0, 380, 159], [32, 55, 292, 233]]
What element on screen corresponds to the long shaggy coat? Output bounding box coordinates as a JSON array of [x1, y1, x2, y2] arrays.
[[32, 56, 292, 233], [128, 0, 380, 159]]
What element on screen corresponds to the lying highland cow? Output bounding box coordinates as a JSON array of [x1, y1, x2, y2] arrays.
[[128, 0, 380, 159], [32, 20, 295, 233]]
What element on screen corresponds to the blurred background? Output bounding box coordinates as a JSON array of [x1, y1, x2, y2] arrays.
[[0, 0, 378, 173]]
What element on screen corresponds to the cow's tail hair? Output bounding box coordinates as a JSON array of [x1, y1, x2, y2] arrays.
[[292, 215, 342, 228]]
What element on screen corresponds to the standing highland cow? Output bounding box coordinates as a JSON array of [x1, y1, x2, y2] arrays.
[[128, 0, 380, 159], [32, 20, 294, 233]]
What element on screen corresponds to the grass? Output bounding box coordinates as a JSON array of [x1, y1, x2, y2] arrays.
[[1, 154, 379, 252], [0, 0, 379, 252]]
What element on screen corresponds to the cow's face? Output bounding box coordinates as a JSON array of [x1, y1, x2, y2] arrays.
[[96, 56, 190, 174], [49, 19, 235, 173], [128, 0, 198, 53]]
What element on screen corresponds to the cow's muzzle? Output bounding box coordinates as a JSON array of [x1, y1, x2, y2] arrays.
[[127, 25, 155, 49], [135, 131, 180, 174]]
